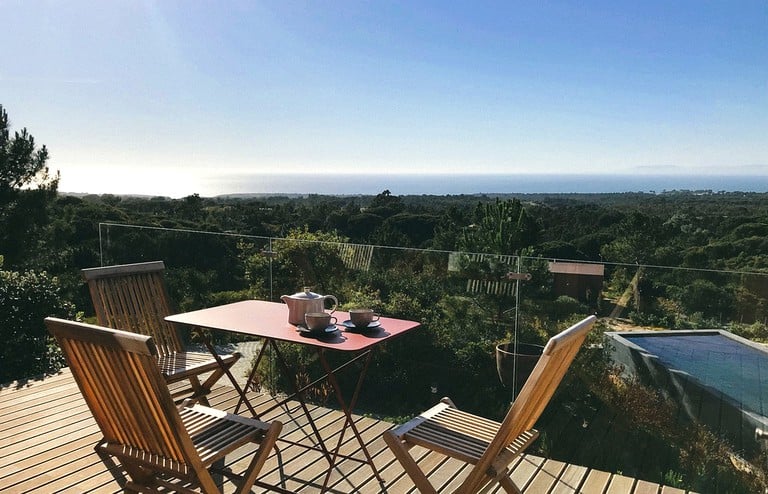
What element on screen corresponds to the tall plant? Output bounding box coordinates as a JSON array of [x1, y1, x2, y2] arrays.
[[0, 105, 59, 268], [458, 198, 538, 255], [454, 198, 541, 327]]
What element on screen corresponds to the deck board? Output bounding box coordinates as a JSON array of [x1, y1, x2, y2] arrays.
[[551, 463, 590, 494], [526, 459, 568, 492], [582, 469, 613, 493], [606, 474, 638, 494], [0, 369, 696, 493]]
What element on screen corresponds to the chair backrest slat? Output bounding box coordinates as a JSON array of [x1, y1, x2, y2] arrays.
[[82, 261, 183, 356], [460, 315, 596, 493], [46, 317, 194, 465]]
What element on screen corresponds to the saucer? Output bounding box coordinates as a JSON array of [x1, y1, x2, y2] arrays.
[[296, 324, 338, 335], [341, 320, 381, 331]]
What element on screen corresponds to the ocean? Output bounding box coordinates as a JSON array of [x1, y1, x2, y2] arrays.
[[207, 173, 768, 197]]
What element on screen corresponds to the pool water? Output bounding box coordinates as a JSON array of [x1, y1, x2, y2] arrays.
[[622, 333, 768, 417], [607, 330, 768, 453]]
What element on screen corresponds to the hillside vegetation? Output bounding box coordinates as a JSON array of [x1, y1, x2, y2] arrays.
[[3, 105, 768, 491]]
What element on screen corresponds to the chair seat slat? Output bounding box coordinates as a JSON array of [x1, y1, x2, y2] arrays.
[[157, 351, 238, 380], [405, 405, 541, 464], [384, 315, 596, 493]]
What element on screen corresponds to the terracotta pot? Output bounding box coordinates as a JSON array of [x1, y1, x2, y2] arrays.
[[495, 342, 544, 390]]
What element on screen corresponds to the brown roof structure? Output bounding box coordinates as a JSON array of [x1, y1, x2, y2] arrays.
[[548, 261, 605, 276]]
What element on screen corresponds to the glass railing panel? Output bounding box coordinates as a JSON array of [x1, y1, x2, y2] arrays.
[[92, 222, 768, 489], [272, 242, 527, 414], [99, 222, 272, 309], [97, 223, 768, 388], [599, 262, 768, 329]]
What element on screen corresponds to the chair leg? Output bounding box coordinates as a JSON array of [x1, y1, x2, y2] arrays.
[[124, 481, 143, 493], [120, 459, 163, 492], [199, 353, 242, 404], [234, 421, 283, 494], [383, 430, 438, 494], [97, 440, 164, 491], [95, 442, 132, 489], [499, 475, 522, 494], [200, 364, 231, 396]]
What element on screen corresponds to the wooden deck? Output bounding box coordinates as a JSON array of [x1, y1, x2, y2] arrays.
[[1, 369, 692, 493]]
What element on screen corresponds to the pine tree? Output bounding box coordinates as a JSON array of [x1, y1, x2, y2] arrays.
[[0, 105, 59, 267]]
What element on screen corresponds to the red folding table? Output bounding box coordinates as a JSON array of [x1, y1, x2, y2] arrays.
[[166, 300, 420, 490]]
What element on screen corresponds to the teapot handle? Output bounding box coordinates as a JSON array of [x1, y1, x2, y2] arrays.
[[325, 295, 339, 313]]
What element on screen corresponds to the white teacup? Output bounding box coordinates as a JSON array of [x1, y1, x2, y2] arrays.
[[349, 308, 380, 328], [304, 312, 337, 331]]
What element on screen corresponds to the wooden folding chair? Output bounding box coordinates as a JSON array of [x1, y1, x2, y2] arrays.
[[383, 315, 597, 493], [81, 261, 240, 404], [45, 317, 282, 494]]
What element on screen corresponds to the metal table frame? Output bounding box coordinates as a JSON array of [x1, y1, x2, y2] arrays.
[[166, 300, 420, 491]]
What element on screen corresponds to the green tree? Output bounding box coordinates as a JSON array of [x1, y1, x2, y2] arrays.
[[0, 105, 59, 268], [453, 198, 540, 323], [366, 189, 404, 218], [0, 266, 76, 383], [600, 211, 670, 265], [676, 279, 734, 321], [431, 204, 471, 251], [241, 227, 350, 301], [459, 198, 538, 255]]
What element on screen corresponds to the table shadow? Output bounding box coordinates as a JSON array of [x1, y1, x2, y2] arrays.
[[342, 327, 390, 339], [297, 328, 348, 344]]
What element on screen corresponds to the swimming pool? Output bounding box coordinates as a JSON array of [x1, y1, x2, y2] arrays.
[[606, 330, 768, 453]]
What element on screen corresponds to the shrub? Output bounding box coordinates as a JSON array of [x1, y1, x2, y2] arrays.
[[730, 321, 768, 343], [581, 358, 766, 492], [0, 268, 77, 384]]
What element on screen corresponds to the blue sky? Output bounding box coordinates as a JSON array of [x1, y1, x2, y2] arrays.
[[1, 1, 766, 196]]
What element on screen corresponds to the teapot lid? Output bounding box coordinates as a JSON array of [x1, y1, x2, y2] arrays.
[[288, 287, 323, 300]]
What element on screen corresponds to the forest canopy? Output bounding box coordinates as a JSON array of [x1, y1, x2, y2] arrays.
[[2, 103, 768, 492]]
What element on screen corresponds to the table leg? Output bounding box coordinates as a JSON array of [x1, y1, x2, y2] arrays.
[[318, 348, 382, 491], [244, 339, 383, 491], [258, 351, 368, 415], [200, 335, 260, 418], [268, 339, 334, 467], [234, 339, 271, 416]]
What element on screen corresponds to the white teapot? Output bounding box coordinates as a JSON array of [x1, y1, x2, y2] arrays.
[[281, 287, 339, 325]]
